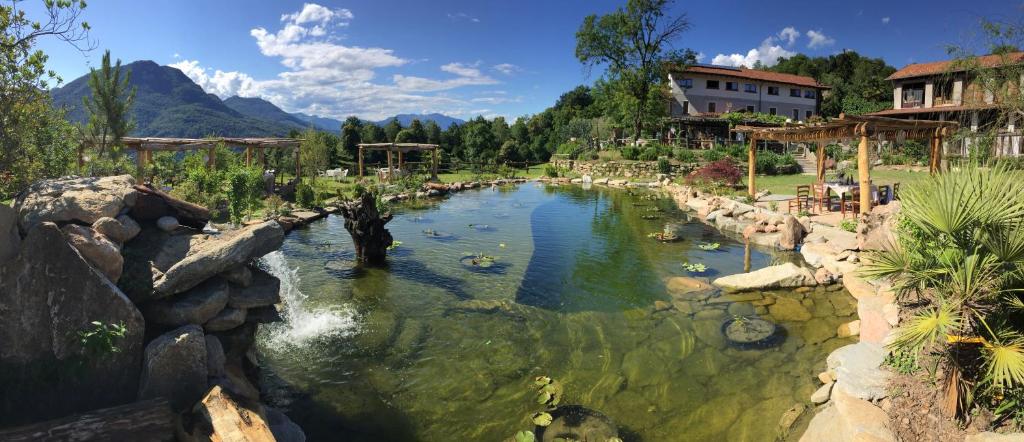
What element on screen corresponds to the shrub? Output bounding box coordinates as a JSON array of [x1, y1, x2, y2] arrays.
[[701, 149, 724, 162], [673, 149, 697, 163], [721, 143, 746, 159], [543, 164, 559, 178], [775, 154, 801, 174], [755, 151, 780, 175], [899, 140, 929, 164], [686, 158, 742, 189], [621, 147, 640, 160], [638, 148, 658, 161], [296, 182, 315, 208], [265, 194, 285, 216], [497, 164, 516, 179], [226, 166, 265, 225], [657, 158, 671, 174], [839, 218, 857, 232]]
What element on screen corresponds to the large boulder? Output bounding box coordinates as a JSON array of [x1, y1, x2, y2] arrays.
[[138, 325, 208, 411], [191, 385, 275, 442], [827, 342, 890, 401], [0, 203, 19, 263], [153, 221, 284, 297], [800, 388, 895, 442], [712, 263, 816, 291], [14, 175, 137, 232], [116, 214, 142, 242], [0, 223, 144, 424], [228, 269, 281, 309], [205, 307, 247, 332], [61, 224, 124, 283], [858, 201, 901, 251], [92, 216, 132, 243], [265, 407, 307, 442], [143, 277, 230, 327], [778, 215, 806, 250]]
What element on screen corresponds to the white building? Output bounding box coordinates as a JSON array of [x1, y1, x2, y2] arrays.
[[668, 64, 827, 122]]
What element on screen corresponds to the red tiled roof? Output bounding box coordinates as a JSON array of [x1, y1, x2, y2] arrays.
[[673, 65, 827, 89], [888, 52, 1024, 80], [866, 103, 997, 116]]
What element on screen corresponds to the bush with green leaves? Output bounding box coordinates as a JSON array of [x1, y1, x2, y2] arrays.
[[296, 182, 316, 208], [638, 147, 658, 162], [78, 321, 127, 357], [621, 147, 640, 160], [701, 149, 724, 162], [497, 164, 516, 179], [673, 149, 697, 163], [862, 165, 1024, 420], [543, 164, 559, 178], [173, 162, 224, 212], [226, 166, 264, 225], [657, 158, 671, 174]]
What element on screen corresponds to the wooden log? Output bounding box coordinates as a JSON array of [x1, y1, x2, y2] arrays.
[[131, 184, 212, 228], [858, 134, 872, 215], [0, 398, 175, 442]]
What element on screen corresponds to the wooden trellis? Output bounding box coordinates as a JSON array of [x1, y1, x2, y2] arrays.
[[357, 143, 440, 182], [733, 114, 959, 214], [113, 137, 302, 177]]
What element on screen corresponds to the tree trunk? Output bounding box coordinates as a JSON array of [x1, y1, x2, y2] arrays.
[[0, 399, 175, 442], [339, 192, 393, 265]]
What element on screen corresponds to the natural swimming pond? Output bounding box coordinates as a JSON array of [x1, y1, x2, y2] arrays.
[[257, 183, 857, 441]]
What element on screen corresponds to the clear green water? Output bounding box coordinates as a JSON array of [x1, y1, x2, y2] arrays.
[[256, 183, 857, 441]]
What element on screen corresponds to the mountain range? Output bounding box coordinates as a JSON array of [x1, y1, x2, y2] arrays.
[[50, 60, 465, 138]]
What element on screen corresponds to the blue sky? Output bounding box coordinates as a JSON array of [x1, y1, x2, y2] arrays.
[[30, 0, 1024, 121]]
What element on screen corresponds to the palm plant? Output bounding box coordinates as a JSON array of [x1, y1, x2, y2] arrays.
[[862, 164, 1024, 421]]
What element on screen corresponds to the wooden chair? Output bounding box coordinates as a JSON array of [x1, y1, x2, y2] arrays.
[[877, 185, 891, 205], [812, 182, 837, 213], [892, 182, 901, 201], [788, 185, 811, 213], [841, 188, 861, 218]]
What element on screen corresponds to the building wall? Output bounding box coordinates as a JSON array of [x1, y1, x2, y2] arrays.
[[668, 72, 821, 121]]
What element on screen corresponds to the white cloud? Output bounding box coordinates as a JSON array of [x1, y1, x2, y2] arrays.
[[778, 27, 800, 46], [172, 52, 180, 59], [493, 63, 521, 75], [169, 4, 510, 120], [806, 30, 835, 49], [447, 12, 480, 23], [881, 17, 891, 24], [694, 52, 706, 63], [710, 32, 797, 68]]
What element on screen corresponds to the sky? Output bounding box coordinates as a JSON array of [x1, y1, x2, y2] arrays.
[[27, 0, 1024, 122]]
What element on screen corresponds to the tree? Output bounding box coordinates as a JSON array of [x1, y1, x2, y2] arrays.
[[340, 116, 362, 161], [299, 128, 330, 181], [383, 118, 402, 142], [769, 51, 895, 117], [1, 0, 92, 196], [82, 50, 136, 166], [408, 119, 427, 143], [575, 0, 695, 143], [425, 120, 442, 145], [361, 123, 385, 144], [462, 117, 496, 164], [490, 116, 510, 146]]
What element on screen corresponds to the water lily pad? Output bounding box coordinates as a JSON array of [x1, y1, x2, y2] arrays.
[[534, 376, 553, 386], [514, 430, 536, 442], [532, 412, 553, 426], [698, 242, 721, 251], [536, 390, 554, 405]]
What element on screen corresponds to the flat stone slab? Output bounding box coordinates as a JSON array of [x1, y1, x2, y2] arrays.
[[143, 277, 229, 327], [712, 263, 816, 291], [827, 342, 890, 401]]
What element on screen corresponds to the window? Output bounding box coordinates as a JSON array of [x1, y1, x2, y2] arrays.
[[746, 105, 755, 112], [726, 81, 739, 91], [793, 109, 800, 120], [790, 88, 801, 97], [706, 80, 720, 89], [679, 78, 693, 88], [744, 83, 757, 93], [707, 102, 717, 113], [769, 107, 777, 115], [806, 110, 813, 119], [767, 86, 779, 95], [682, 101, 689, 114], [902, 82, 925, 108], [804, 89, 816, 99]]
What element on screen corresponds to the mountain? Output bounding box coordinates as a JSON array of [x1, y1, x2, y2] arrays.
[[376, 113, 465, 128], [223, 96, 311, 131], [50, 60, 298, 138], [291, 112, 343, 132]]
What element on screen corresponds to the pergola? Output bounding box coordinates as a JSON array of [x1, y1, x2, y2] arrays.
[[733, 114, 959, 214], [117, 137, 302, 176], [357, 143, 440, 182]]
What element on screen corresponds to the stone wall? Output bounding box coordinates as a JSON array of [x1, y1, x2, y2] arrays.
[[551, 159, 695, 179]]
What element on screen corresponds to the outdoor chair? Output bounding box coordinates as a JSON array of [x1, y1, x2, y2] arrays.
[[811, 182, 837, 213], [841, 188, 861, 218], [892, 182, 901, 201], [788, 185, 811, 214], [877, 185, 891, 205]]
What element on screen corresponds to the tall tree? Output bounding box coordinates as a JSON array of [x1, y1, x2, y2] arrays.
[[383, 118, 402, 142], [769, 51, 895, 116], [82, 50, 136, 164], [340, 116, 362, 161], [425, 120, 442, 145], [408, 119, 427, 143], [491, 116, 510, 146], [575, 0, 695, 142], [299, 128, 330, 181]]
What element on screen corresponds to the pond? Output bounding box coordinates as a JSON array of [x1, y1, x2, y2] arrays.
[[257, 183, 857, 441]]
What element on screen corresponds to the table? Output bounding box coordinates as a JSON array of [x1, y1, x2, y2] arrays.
[[826, 182, 878, 202]]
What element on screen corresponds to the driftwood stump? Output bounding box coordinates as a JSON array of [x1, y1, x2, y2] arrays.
[[339, 192, 393, 265]]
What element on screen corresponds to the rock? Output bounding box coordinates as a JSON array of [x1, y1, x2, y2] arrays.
[[205, 335, 226, 379], [245, 305, 284, 324], [118, 214, 146, 242], [192, 385, 275, 441], [778, 404, 806, 436], [764, 224, 779, 233], [205, 307, 247, 332], [0, 222, 144, 422], [742, 224, 758, 240], [858, 201, 901, 251], [818, 370, 836, 384], [801, 388, 895, 442], [778, 215, 806, 250], [858, 293, 895, 344], [827, 342, 890, 401], [143, 277, 230, 327], [61, 224, 124, 283], [811, 382, 833, 404], [156, 216, 179, 232], [837, 320, 861, 338], [814, 267, 835, 285], [0, 203, 21, 263], [265, 407, 307, 442], [798, 216, 812, 233], [712, 263, 816, 291], [653, 300, 672, 312], [92, 216, 130, 243], [769, 297, 813, 322], [966, 433, 1024, 442], [842, 273, 877, 300], [14, 175, 137, 232], [139, 325, 208, 411], [665, 276, 714, 297], [221, 265, 253, 287], [153, 221, 284, 297], [228, 269, 281, 309]]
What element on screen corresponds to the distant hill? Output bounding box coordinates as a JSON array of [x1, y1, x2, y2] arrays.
[[291, 112, 343, 132], [376, 113, 464, 128], [223, 96, 312, 131], [50, 60, 299, 138]]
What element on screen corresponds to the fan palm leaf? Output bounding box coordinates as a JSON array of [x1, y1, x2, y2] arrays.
[[984, 329, 1024, 390], [890, 302, 962, 353]]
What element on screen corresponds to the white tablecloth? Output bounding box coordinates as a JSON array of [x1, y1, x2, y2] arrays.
[[826, 183, 878, 202]]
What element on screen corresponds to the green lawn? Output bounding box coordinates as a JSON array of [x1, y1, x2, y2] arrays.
[[747, 169, 932, 196]]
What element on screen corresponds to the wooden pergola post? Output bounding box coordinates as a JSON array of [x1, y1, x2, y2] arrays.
[[358, 146, 365, 177], [207, 147, 216, 170], [816, 141, 826, 182], [259, 147, 266, 168], [930, 129, 944, 174], [295, 146, 301, 179], [431, 148, 439, 180], [857, 126, 872, 215], [748, 137, 757, 197], [245, 146, 253, 166], [398, 150, 404, 171], [386, 149, 394, 183]]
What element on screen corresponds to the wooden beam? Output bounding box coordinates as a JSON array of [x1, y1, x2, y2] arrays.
[[935, 134, 944, 173], [0, 398, 175, 442], [816, 142, 826, 182], [207, 147, 216, 170], [295, 146, 301, 179], [858, 133, 871, 215], [245, 146, 253, 166], [386, 150, 394, 183], [358, 146, 365, 177], [748, 138, 757, 197], [398, 151, 404, 171], [432, 148, 438, 180]]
